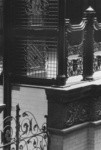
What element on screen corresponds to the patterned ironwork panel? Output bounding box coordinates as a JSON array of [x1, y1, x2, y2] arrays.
[[93, 42, 101, 72], [66, 30, 84, 77], [14, 0, 58, 28], [10, 38, 58, 79], [0, 105, 48, 150]]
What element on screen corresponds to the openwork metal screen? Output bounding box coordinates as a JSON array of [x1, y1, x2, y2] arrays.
[[65, 9, 101, 81], [9, 0, 59, 80], [66, 24, 84, 77], [0, 105, 48, 150], [14, 0, 58, 28], [10, 38, 58, 79], [6, 0, 101, 85], [93, 30, 101, 73], [93, 42, 101, 72], [66, 28, 101, 78]]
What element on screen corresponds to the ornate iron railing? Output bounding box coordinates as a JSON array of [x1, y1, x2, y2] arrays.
[[3, 1, 101, 86], [65, 18, 85, 77], [93, 17, 101, 73], [93, 42, 101, 72], [65, 6, 101, 80], [7, 0, 58, 83], [0, 105, 48, 150], [14, 0, 58, 28]]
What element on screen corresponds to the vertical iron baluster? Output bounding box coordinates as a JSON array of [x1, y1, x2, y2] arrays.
[[3, 0, 12, 149], [16, 104, 20, 150]]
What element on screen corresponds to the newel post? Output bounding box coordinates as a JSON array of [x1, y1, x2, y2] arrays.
[[83, 6, 95, 80]]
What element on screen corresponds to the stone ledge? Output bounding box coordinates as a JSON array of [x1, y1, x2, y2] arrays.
[[48, 120, 101, 136]]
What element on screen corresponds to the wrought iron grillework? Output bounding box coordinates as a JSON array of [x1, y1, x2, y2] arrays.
[[26, 39, 58, 79], [66, 41, 101, 77], [25, 40, 48, 77], [4, 1, 101, 85], [65, 27, 84, 77], [0, 105, 48, 150], [67, 42, 83, 77], [65, 17, 101, 78], [14, 0, 58, 28], [93, 42, 101, 72], [10, 38, 58, 79]]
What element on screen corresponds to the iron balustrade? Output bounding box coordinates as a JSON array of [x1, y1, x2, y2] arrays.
[[3, 1, 101, 87], [93, 16, 101, 73], [4, 0, 59, 86], [12, 5, 101, 85], [65, 6, 101, 81], [0, 105, 48, 150], [65, 18, 86, 77]]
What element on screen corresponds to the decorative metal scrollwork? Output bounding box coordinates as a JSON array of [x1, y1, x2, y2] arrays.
[[67, 58, 83, 77], [19, 111, 48, 150], [93, 42, 101, 72], [65, 19, 84, 77], [67, 42, 83, 77], [94, 42, 101, 52], [0, 116, 16, 148], [93, 56, 101, 72], [24, 0, 49, 25], [0, 105, 48, 150], [24, 41, 48, 76]]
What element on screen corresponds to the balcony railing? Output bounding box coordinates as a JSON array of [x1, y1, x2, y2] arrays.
[[65, 6, 101, 82], [3, 1, 101, 86], [21, 6, 101, 85]]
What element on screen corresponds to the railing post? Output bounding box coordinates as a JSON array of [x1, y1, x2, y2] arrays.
[[83, 6, 95, 80], [3, 0, 12, 149], [16, 104, 20, 150], [57, 0, 67, 86]]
